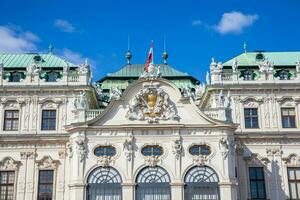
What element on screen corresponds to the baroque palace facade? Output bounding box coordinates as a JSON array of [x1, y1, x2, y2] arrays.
[[0, 50, 300, 200]]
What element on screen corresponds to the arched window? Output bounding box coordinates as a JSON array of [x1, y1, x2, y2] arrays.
[[86, 167, 122, 200], [136, 166, 171, 200], [184, 166, 220, 200]]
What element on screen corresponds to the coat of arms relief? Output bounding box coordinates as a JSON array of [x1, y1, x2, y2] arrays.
[[126, 82, 180, 123]]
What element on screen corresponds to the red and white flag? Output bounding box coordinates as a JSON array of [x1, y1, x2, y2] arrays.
[[145, 42, 154, 72]]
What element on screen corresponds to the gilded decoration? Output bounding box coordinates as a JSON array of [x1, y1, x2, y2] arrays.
[[126, 82, 179, 123]]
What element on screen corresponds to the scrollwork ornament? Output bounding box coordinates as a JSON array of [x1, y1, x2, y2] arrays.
[[193, 155, 208, 166], [97, 156, 112, 167], [145, 156, 160, 167]]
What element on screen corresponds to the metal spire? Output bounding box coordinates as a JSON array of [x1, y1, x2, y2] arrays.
[[48, 44, 53, 54], [243, 42, 248, 53]]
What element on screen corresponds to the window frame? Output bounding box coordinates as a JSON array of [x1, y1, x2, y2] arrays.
[[141, 145, 164, 157], [248, 167, 267, 200], [0, 171, 16, 200], [41, 110, 57, 131], [3, 110, 19, 131], [37, 170, 54, 200], [281, 108, 296, 128], [244, 108, 259, 129], [188, 144, 211, 156], [94, 145, 116, 157], [9, 72, 21, 82]]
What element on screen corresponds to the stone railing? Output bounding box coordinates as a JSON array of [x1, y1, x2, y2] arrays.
[[0, 71, 90, 86], [202, 108, 219, 119], [86, 109, 103, 121], [68, 72, 80, 82], [210, 71, 300, 85]]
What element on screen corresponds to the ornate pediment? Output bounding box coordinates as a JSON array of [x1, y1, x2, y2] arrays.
[[36, 156, 60, 169], [0, 157, 21, 170], [126, 82, 180, 123], [283, 154, 300, 166], [244, 153, 269, 166]]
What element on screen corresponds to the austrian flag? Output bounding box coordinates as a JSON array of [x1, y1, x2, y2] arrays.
[[145, 42, 154, 72]]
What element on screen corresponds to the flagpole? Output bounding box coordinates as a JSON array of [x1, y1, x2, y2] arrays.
[[151, 40, 154, 64]]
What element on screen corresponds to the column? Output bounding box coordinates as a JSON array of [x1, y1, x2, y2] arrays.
[[68, 132, 86, 200], [122, 183, 134, 200], [171, 183, 184, 200], [219, 182, 238, 200]]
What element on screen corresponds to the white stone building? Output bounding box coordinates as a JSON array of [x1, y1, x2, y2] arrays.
[[0, 50, 300, 200]]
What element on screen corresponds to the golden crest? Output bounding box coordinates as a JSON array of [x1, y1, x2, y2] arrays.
[[146, 93, 157, 108]]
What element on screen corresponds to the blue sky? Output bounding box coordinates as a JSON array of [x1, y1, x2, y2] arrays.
[[0, 0, 300, 81]]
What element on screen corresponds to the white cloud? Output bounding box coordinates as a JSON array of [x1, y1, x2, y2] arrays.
[[60, 48, 96, 69], [192, 20, 202, 26], [214, 11, 258, 34], [0, 26, 39, 53], [54, 19, 75, 33]]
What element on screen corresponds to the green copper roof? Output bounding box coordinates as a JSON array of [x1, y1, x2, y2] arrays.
[[98, 63, 199, 90], [0, 53, 77, 68], [223, 52, 300, 67], [100, 78, 196, 90], [106, 64, 192, 77]]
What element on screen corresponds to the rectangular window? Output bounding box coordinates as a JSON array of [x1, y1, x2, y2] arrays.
[[244, 108, 259, 128], [41, 110, 56, 130], [3, 110, 19, 131], [0, 171, 15, 200], [38, 170, 54, 200], [288, 168, 300, 199], [249, 167, 266, 199], [281, 108, 296, 128]]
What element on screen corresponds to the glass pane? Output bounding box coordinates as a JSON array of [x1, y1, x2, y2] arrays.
[[250, 181, 258, 198], [290, 117, 296, 128], [257, 181, 266, 198], [282, 110, 289, 116], [256, 168, 264, 180], [251, 108, 257, 115], [245, 118, 251, 128], [252, 118, 259, 128], [289, 169, 295, 180], [50, 111, 56, 118], [7, 172, 14, 184], [290, 183, 297, 199], [249, 168, 256, 179], [244, 109, 250, 116]]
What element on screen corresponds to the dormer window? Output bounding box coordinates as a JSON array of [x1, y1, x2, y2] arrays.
[[255, 52, 265, 61], [278, 69, 289, 80], [9, 72, 21, 82], [242, 69, 254, 80], [46, 71, 59, 82]]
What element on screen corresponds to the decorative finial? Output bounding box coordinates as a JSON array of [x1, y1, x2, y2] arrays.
[[126, 50, 132, 64], [48, 44, 53, 54], [162, 52, 168, 64], [243, 42, 247, 53], [162, 35, 168, 64], [85, 58, 89, 66]]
